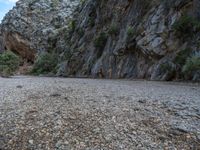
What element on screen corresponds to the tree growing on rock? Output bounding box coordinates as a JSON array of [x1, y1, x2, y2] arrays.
[[0, 51, 20, 77]]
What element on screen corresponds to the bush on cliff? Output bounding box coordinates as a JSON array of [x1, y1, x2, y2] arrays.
[[0, 51, 20, 77], [173, 15, 200, 37], [182, 56, 200, 80], [126, 26, 136, 41], [174, 49, 191, 66], [108, 23, 119, 36], [94, 32, 108, 49], [32, 52, 58, 75]]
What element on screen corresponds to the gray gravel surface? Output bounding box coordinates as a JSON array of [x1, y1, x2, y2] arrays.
[[0, 76, 200, 150]]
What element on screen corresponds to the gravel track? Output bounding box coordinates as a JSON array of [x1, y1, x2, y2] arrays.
[[0, 76, 200, 149]]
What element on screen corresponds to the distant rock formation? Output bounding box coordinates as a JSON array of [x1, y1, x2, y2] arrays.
[[1, 0, 80, 61]]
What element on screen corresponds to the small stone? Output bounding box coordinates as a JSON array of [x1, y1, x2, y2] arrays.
[[64, 97, 69, 101], [138, 99, 147, 104], [50, 93, 61, 97], [170, 124, 190, 136], [29, 140, 34, 145], [16, 85, 23, 88]]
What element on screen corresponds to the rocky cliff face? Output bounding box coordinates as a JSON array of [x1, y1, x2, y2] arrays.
[[1, 0, 80, 61], [1, 0, 200, 80]]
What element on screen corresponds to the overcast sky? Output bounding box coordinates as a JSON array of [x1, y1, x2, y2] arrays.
[[0, 0, 18, 22]]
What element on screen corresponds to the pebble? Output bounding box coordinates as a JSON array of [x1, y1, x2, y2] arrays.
[[29, 140, 34, 145]]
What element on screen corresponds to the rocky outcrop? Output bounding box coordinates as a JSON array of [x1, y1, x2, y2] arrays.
[[1, 0, 80, 61], [55, 0, 200, 80], [1, 0, 200, 80]]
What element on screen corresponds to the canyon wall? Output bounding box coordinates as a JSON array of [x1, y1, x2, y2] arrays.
[[1, 0, 200, 80]]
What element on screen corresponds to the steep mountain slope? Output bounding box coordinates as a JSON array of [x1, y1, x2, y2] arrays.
[[1, 0, 200, 80]]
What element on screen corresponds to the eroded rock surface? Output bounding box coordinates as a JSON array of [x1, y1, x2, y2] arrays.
[[58, 0, 200, 80], [1, 0, 200, 80], [0, 76, 200, 149], [1, 0, 80, 61]]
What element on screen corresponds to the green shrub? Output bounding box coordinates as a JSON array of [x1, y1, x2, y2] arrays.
[[160, 63, 173, 72], [108, 24, 119, 35], [127, 26, 135, 39], [182, 56, 200, 77], [174, 49, 191, 66], [69, 20, 76, 32], [173, 15, 200, 36], [51, 0, 59, 8], [77, 28, 85, 38], [32, 52, 58, 75], [88, 17, 95, 27], [173, 15, 193, 33], [94, 32, 108, 49], [87, 7, 96, 28], [80, 0, 87, 5], [0, 51, 20, 77]]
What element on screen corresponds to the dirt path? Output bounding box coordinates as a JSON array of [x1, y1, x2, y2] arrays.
[[0, 76, 200, 149]]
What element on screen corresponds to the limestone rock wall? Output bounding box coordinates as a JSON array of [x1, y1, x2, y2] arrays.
[[1, 0, 200, 80], [1, 0, 80, 61], [56, 0, 200, 80]]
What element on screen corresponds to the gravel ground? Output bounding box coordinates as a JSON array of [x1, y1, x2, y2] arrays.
[[0, 76, 200, 150]]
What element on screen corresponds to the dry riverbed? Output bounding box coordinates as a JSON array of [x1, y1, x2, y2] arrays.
[[0, 76, 200, 149]]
